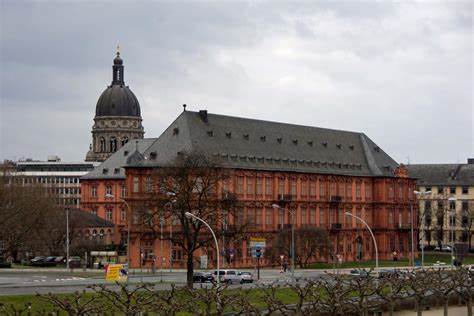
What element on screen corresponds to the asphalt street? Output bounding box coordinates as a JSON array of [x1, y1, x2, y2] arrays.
[[0, 268, 330, 295]]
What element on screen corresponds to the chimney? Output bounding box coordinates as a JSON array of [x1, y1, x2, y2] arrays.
[[199, 110, 208, 123], [468, 158, 474, 164]]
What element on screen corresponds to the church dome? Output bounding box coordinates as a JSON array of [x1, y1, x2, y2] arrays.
[[95, 51, 141, 117], [95, 85, 141, 117]]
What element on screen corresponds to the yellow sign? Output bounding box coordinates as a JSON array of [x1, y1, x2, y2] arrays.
[[105, 264, 128, 282]]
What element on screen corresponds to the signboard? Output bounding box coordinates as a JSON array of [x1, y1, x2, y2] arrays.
[[250, 237, 266, 258], [105, 264, 128, 282], [200, 255, 208, 269]]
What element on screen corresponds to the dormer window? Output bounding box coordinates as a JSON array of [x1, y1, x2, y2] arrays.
[[226, 132, 232, 138], [277, 138, 282, 144], [322, 142, 328, 147], [243, 134, 249, 140], [260, 136, 266, 142]]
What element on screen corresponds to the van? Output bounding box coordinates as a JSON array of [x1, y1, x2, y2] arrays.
[[212, 269, 240, 284]]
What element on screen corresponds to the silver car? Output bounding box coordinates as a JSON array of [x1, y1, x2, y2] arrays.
[[238, 271, 254, 283]]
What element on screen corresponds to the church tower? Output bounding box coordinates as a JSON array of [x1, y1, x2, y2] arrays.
[[86, 49, 145, 162]]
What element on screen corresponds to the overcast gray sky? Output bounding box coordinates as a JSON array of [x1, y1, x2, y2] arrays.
[[1, 1, 472, 164]]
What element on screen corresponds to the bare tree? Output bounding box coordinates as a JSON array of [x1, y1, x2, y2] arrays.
[[132, 153, 243, 287], [267, 226, 329, 268]]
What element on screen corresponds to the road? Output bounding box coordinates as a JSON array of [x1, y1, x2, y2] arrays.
[[0, 268, 330, 295]]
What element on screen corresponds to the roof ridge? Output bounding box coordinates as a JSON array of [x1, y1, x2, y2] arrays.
[[184, 110, 363, 135]]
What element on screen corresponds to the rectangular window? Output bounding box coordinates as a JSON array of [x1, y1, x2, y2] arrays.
[[278, 179, 285, 197], [246, 177, 254, 195], [319, 208, 325, 225], [345, 212, 352, 228], [356, 209, 362, 228], [398, 185, 403, 199], [310, 208, 316, 225], [106, 209, 113, 221], [365, 183, 372, 199], [424, 201, 431, 211], [256, 209, 262, 225], [462, 186, 469, 194], [106, 185, 112, 196], [265, 177, 272, 196], [256, 177, 263, 195], [145, 176, 153, 192], [388, 210, 393, 225], [265, 209, 272, 226], [121, 208, 126, 222], [236, 177, 244, 194], [438, 201, 444, 210], [438, 187, 443, 194], [319, 182, 325, 197], [133, 177, 139, 193], [346, 183, 352, 199], [247, 208, 255, 225], [290, 179, 297, 197], [91, 186, 97, 197], [308, 181, 316, 198], [301, 180, 308, 198], [450, 186, 456, 194], [425, 186, 432, 193], [301, 208, 307, 225], [91, 208, 97, 216], [330, 182, 337, 196], [388, 185, 394, 198], [121, 185, 126, 198], [356, 183, 361, 198], [338, 184, 345, 197], [462, 201, 469, 211]]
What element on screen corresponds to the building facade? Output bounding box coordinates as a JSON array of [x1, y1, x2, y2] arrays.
[[408, 160, 474, 250], [117, 110, 417, 268], [81, 139, 157, 246], [8, 156, 97, 207], [85, 49, 144, 162]]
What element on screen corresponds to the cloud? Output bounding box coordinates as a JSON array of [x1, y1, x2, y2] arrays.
[[1, 0, 472, 163]]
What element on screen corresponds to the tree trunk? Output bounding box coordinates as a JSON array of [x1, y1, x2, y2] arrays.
[[443, 299, 448, 316], [416, 300, 423, 316], [186, 252, 194, 288]]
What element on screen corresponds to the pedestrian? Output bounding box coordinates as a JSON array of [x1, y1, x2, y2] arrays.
[[283, 261, 288, 272]]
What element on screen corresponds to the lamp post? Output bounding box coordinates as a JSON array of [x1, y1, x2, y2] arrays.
[[344, 212, 379, 273], [105, 194, 131, 281], [66, 207, 70, 270], [448, 197, 457, 266], [184, 212, 220, 284], [165, 192, 177, 272], [272, 204, 295, 279], [414, 190, 432, 268]]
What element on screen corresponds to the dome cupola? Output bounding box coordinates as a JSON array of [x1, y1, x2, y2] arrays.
[[95, 48, 141, 117]]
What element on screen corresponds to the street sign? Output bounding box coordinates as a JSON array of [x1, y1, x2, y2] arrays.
[[105, 264, 128, 282], [250, 237, 266, 258]]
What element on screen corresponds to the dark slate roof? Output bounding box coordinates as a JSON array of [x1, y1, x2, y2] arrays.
[[81, 138, 157, 180], [72, 209, 114, 228], [407, 163, 474, 186], [126, 110, 399, 177], [95, 85, 141, 117]]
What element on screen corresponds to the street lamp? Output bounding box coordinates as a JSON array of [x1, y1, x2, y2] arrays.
[[344, 212, 379, 273], [414, 190, 432, 268], [448, 197, 457, 266], [165, 192, 177, 272], [272, 204, 295, 279], [105, 193, 131, 280], [66, 207, 70, 270], [184, 212, 220, 284]]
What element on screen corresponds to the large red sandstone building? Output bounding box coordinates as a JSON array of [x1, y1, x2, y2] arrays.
[[82, 109, 417, 268]]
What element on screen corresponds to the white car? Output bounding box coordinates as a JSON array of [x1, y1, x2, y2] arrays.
[[213, 269, 240, 284], [237, 271, 254, 283]]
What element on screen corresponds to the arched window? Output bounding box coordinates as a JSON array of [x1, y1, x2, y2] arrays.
[[121, 136, 129, 146], [99, 229, 105, 239], [100, 137, 106, 152], [92, 229, 97, 239], [110, 137, 117, 152]]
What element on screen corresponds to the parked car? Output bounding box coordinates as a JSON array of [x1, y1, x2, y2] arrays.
[[0, 257, 11, 268], [434, 245, 452, 252], [30, 256, 47, 266], [212, 269, 240, 284], [237, 271, 253, 283], [349, 269, 370, 278], [54, 256, 65, 264], [68, 256, 82, 268], [193, 272, 214, 283]]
